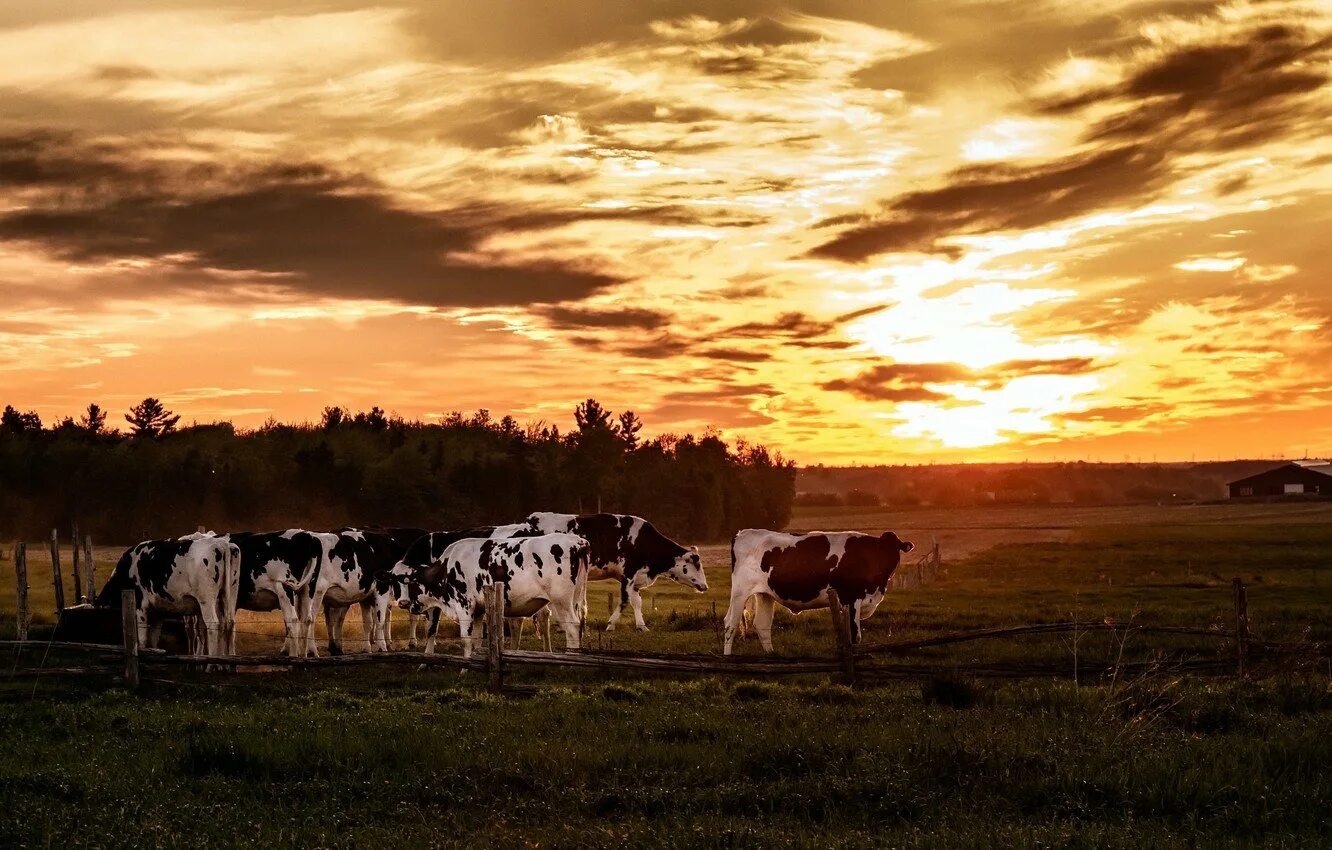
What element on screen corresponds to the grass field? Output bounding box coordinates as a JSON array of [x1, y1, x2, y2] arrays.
[[3, 503, 1331, 846]]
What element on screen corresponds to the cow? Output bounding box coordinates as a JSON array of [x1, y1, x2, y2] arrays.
[[403, 532, 590, 658], [303, 529, 388, 657], [521, 512, 706, 631], [375, 526, 508, 650], [723, 529, 913, 655], [224, 530, 325, 656], [95, 534, 240, 658], [336, 527, 426, 649]]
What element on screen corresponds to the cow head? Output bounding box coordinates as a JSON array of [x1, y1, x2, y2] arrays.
[[880, 531, 914, 555], [378, 560, 417, 609], [664, 546, 708, 592]]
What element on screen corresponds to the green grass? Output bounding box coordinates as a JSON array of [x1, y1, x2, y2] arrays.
[[1, 675, 1330, 847]]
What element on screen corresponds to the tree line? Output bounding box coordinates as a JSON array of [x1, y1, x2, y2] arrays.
[[0, 398, 795, 543]]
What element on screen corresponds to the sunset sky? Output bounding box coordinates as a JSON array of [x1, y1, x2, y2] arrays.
[[2, 0, 1329, 463]]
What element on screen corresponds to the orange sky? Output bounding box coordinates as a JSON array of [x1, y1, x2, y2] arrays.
[[1, 1, 1329, 463]]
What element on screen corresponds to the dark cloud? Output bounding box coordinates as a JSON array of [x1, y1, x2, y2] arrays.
[[0, 133, 640, 307], [697, 347, 773, 362], [534, 305, 669, 330], [812, 145, 1169, 260], [720, 304, 888, 351], [814, 16, 1329, 262], [823, 358, 1101, 402]]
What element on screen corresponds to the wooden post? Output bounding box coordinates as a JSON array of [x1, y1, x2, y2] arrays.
[[50, 528, 65, 614], [606, 591, 614, 620], [486, 582, 505, 693], [83, 535, 95, 602], [825, 589, 856, 683], [120, 589, 140, 690], [14, 542, 28, 642], [1233, 577, 1248, 677], [70, 523, 84, 604]]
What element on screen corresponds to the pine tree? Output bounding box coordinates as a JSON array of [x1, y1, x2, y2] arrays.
[[617, 410, 643, 451], [125, 397, 180, 439], [79, 403, 107, 434]]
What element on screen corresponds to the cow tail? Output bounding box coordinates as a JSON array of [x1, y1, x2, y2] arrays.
[[733, 536, 754, 636], [288, 544, 321, 593], [225, 543, 241, 651], [574, 543, 591, 625]]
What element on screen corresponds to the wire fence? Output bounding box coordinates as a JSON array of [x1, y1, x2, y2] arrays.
[[5, 577, 1329, 694]]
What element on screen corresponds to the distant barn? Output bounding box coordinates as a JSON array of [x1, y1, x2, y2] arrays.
[[1227, 461, 1332, 498]]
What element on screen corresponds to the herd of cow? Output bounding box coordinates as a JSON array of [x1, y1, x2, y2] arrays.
[[92, 512, 915, 659]]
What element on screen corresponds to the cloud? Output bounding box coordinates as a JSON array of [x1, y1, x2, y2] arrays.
[[823, 358, 1101, 402], [533, 304, 669, 330], [0, 134, 626, 307], [812, 9, 1330, 262], [810, 144, 1172, 259]]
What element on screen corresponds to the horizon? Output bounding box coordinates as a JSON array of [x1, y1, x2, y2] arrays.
[[2, 1, 1329, 465]]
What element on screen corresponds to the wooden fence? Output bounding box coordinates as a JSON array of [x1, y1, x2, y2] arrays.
[[5, 574, 1327, 694]]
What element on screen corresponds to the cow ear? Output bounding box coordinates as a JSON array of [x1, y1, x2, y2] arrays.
[[899, 540, 914, 553], [689, 545, 699, 554]]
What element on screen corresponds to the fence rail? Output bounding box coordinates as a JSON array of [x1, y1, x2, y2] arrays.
[[5, 575, 1328, 693]]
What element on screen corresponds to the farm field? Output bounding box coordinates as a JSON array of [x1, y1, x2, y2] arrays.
[[3, 502, 1331, 847]]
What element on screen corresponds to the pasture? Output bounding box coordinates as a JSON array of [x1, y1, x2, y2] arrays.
[[3, 502, 1332, 846]]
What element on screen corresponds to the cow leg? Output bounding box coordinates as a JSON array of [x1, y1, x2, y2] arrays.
[[378, 601, 392, 650], [423, 610, 441, 656], [849, 599, 863, 644], [148, 619, 164, 652], [605, 579, 630, 631], [752, 594, 776, 653], [276, 591, 304, 656], [302, 590, 323, 657], [628, 584, 649, 631], [407, 612, 419, 650], [722, 585, 751, 656], [325, 602, 350, 656], [196, 601, 222, 660], [538, 608, 553, 653], [371, 598, 391, 651], [509, 617, 525, 650], [456, 610, 476, 660], [359, 601, 377, 653], [555, 604, 579, 651]]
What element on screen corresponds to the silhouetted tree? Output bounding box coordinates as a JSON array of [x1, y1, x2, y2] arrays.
[[618, 410, 643, 450], [573, 398, 623, 511], [1, 405, 41, 434], [321, 406, 346, 429], [79, 403, 107, 434], [125, 397, 180, 439]]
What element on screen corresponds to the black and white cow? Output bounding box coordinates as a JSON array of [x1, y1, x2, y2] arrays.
[[521, 513, 706, 631], [96, 534, 240, 657], [723, 529, 913, 655], [346, 526, 427, 648], [316, 526, 431, 653], [303, 529, 389, 656], [225, 529, 325, 655], [376, 526, 507, 649], [404, 532, 590, 657]]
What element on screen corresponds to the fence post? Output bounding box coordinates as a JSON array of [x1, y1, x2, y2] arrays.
[[606, 591, 614, 620], [1233, 577, 1248, 678], [83, 536, 96, 602], [70, 523, 84, 604], [486, 582, 505, 693], [825, 589, 856, 683], [14, 542, 28, 642], [50, 528, 65, 614], [121, 589, 140, 690]]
